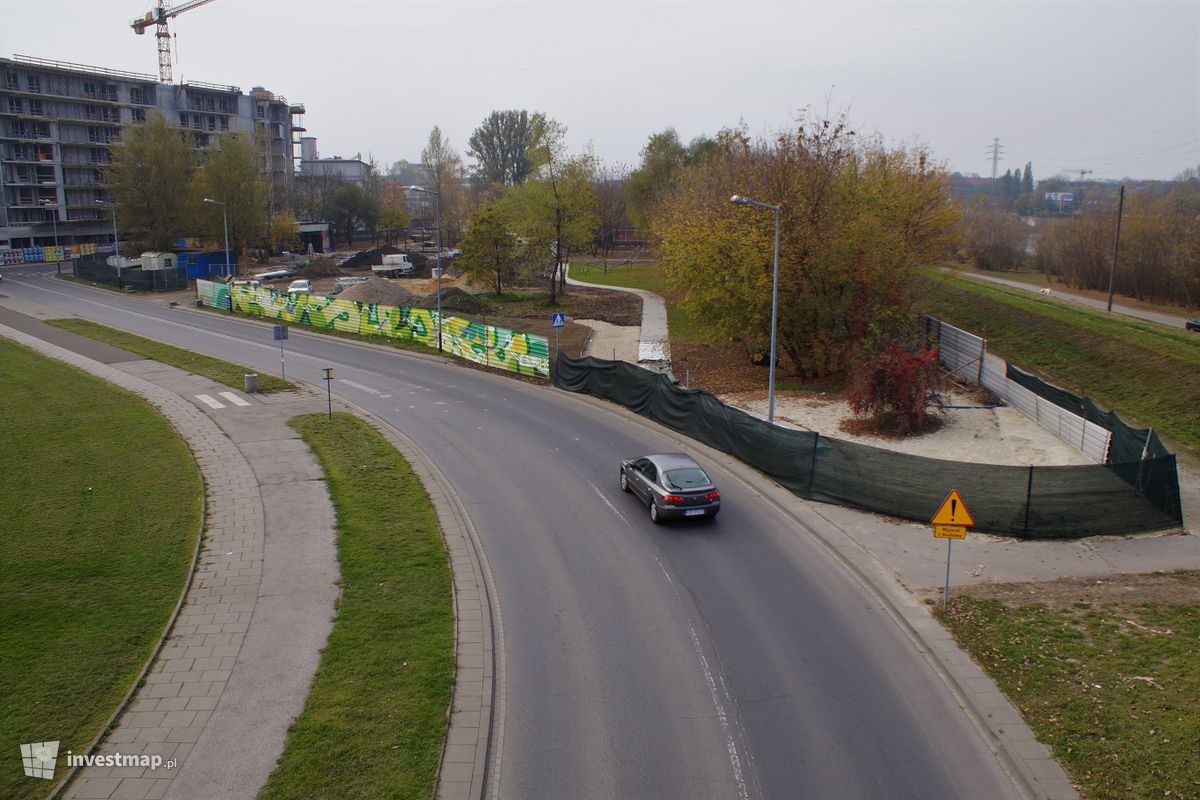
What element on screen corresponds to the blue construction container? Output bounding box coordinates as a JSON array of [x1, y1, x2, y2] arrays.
[[178, 251, 235, 280]]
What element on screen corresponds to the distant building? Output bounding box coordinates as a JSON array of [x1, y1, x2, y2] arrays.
[[0, 54, 304, 251], [299, 137, 368, 183]]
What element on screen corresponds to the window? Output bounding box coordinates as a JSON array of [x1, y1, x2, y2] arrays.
[[131, 107, 145, 123], [4, 72, 19, 91], [192, 114, 203, 129], [100, 84, 118, 102], [129, 86, 144, 105], [255, 105, 265, 119], [26, 74, 41, 93], [89, 148, 105, 163], [206, 115, 216, 131], [179, 113, 188, 127], [86, 105, 100, 120], [28, 99, 43, 116], [8, 97, 21, 114], [83, 81, 97, 99], [218, 116, 228, 131]]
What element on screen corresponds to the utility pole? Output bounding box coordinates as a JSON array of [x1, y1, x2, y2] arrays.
[[987, 138, 1004, 184], [1106, 184, 1125, 313]]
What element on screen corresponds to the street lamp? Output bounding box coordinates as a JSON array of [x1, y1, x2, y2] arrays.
[[95, 200, 121, 285], [203, 198, 232, 278], [406, 185, 442, 352], [39, 198, 60, 271], [731, 194, 782, 425]]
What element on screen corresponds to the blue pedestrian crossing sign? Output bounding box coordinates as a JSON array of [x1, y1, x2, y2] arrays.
[[551, 312, 566, 328]]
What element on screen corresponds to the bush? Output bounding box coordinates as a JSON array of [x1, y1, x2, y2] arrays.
[[847, 344, 944, 435]]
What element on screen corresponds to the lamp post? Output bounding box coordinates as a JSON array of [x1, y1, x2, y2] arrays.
[[39, 199, 60, 272], [731, 194, 781, 425], [406, 185, 442, 352], [95, 200, 121, 285], [203, 198, 232, 278]]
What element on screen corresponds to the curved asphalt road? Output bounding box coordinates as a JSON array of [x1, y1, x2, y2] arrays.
[[2, 268, 1024, 799]]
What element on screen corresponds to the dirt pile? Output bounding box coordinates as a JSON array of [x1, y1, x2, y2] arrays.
[[339, 278, 418, 306], [419, 286, 488, 314], [293, 255, 341, 277]]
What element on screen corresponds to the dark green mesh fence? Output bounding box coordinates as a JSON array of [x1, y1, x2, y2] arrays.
[[555, 354, 1183, 539]]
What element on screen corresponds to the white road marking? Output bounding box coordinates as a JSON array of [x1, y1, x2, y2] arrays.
[[196, 394, 225, 409], [340, 379, 380, 394], [589, 482, 629, 525], [654, 553, 751, 800], [218, 391, 250, 407]]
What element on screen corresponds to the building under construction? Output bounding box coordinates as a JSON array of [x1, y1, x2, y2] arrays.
[[0, 53, 305, 251]]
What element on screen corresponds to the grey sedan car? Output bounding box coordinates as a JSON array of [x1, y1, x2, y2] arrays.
[[620, 453, 721, 523]]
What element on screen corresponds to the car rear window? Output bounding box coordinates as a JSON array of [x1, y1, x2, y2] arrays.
[[664, 468, 710, 489]]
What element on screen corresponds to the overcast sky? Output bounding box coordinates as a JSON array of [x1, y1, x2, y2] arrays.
[[3, 0, 1197, 181]]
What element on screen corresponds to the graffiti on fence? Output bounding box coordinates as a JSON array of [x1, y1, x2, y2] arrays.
[[195, 280, 549, 378]]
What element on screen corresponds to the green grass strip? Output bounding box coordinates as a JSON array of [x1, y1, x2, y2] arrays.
[[939, 581, 1200, 800], [259, 414, 454, 800], [0, 337, 201, 800], [917, 271, 1200, 449], [572, 260, 668, 292], [46, 318, 292, 393]]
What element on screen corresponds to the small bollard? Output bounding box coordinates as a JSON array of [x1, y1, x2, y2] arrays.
[[244, 373, 259, 393]]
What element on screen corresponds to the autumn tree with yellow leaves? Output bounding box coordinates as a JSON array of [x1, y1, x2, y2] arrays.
[[651, 114, 959, 378]]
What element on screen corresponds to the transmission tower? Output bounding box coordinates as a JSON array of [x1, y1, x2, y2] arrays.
[[986, 138, 1004, 183]]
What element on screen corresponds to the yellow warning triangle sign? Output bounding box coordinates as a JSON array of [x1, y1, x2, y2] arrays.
[[931, 490, 975, 526]]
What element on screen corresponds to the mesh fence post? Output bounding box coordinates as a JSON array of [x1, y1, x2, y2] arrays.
[[1023, 465, 1034, 536], [807, 432, 820, 498], [977, 323, 987, 386]]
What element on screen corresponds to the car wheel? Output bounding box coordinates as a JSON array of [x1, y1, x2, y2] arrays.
[[620, 471, 630, 492], [649, 500, 661, 524]]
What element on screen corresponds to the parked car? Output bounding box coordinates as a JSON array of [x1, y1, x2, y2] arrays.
[[1187, 318, 1200, 332], [286, 279, 313, 295], [620, 453, 721, 523]]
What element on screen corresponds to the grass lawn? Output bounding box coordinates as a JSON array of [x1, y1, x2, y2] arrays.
[[258, 414, 454, 800], [0, 338, 201, 800], [939, 575, 1200, 800], [917, 271, 1200, 450], [45, 318, 292, 393], [572, 260, 669, 293]]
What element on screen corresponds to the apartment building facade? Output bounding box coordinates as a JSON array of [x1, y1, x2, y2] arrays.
[[0, 54, 304, 251]]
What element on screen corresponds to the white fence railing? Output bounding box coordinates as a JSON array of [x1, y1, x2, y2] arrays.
[[923, 316, 1112, 463]]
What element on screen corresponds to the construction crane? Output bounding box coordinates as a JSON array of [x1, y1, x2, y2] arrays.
[[130, 0, 219, 84], [1077, 169, 1093, 181]]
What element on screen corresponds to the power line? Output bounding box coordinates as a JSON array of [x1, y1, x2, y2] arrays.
[[986, 137, 1003, 182]]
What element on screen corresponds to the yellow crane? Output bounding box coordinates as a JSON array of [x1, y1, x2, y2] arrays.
[[130, 0, 219, 84]]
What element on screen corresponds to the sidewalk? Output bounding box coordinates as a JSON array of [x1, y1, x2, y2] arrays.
[[0, 320, 340, 800], [565, 264, 670, 368]]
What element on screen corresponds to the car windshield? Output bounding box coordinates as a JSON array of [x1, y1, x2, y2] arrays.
[[663, 467, 710, 489]]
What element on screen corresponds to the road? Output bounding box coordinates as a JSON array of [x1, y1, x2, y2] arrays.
[[961, 270, 1196, 329], [1, 267, 1027, 799]]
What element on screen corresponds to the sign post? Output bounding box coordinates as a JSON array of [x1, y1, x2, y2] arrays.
[[931, 490, 975, 610], [551, 312, 566, 360], [273, 325, 288, 381], [323, 367, 334, 420]]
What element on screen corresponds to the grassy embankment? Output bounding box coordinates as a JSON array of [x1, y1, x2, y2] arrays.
[[258, 414, 454, 800], [45, 319, 291, 392], [918, 270, 1200, 450], [940, 580, 1200, 800], [0, 338, 201, 800]]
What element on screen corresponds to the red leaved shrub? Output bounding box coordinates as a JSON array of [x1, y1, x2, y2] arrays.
[[847, 344, 944, 435]]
